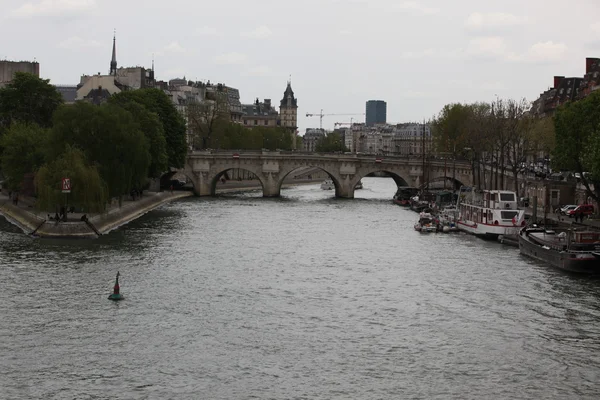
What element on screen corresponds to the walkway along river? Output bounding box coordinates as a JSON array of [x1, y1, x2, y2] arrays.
[[1, 177, 600, 399]]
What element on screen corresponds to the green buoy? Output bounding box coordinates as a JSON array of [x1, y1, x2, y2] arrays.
[[108, 271, 124, 301]]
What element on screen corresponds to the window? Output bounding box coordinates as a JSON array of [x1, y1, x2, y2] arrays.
[[243, 120, 247, 125], [254, 120, 258, 125], [264, 120, 268, 126], [500, 193, 515, 202], [501, 211, 518, 220]]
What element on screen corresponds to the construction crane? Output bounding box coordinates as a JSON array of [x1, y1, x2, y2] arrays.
[[305, 109, 365, 130]]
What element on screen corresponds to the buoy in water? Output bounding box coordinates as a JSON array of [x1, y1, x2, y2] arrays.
[[108, 271, 124, 301]]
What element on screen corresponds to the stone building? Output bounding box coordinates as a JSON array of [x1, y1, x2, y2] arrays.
[[302, 129, 325, 152], [242, 98, 279, 127], [279, 81, 298, 149], [531, 57, 600, 117], [76, 34, 156, 103], [0, 60, 39, 83], [393, 123, 432, 156]]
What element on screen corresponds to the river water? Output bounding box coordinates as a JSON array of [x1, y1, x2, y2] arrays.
[[1, 177, 600, 399]]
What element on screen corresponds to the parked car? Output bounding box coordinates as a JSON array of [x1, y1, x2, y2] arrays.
[[557, 205, 577, 215], [566, 204, 594, 218]]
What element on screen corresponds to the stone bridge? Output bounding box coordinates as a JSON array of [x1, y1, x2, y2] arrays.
[[183, 151, 474, 198]]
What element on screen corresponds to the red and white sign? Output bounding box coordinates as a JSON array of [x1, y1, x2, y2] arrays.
[[375, 157, 383, 163], [61, 178, 71, 193], [232, 153, 240, 159]]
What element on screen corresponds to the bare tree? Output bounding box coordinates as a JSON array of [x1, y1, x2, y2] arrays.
[[187, 94, 230, 150]]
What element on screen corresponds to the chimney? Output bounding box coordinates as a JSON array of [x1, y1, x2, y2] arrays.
[[586, 57, 598, 74], [264, 99, 271, 109], [553, 76, 565, 89]]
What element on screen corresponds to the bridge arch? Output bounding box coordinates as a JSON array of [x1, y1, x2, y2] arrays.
[[209, 165, 267, 196], [276, 164, 341, 197]]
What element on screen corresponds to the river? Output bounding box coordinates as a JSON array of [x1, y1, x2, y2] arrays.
[[1, 177, 600, 399]]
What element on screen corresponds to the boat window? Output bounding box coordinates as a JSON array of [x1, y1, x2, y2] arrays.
[[501, 211, 518, 220], [500, 193, 515, 201]]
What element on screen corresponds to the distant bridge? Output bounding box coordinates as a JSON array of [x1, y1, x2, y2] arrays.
[[183, 151, 474, 198]]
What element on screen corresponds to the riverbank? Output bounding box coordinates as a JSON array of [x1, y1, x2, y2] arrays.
[[0, 190, 193, 238], [0, 178, 324, 238]]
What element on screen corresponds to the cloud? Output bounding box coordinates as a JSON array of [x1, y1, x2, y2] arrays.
[[526, 41, 567, 63], [400, 48, 461, 60], [10, 0, 96, 18], [213, 52, 248, 65], [466, 37, 519, 61], [243, 65, 273, 76], [466, 12, 528, 31], [196, 26, 218, 36], [242, 66, 272, 77], [241, 26, 272, 39], [466, 37, 566, 64], [338, 29, 352, 36], [393, 1, 440, 15], [58, 36, 103, 49], [164, 41, 186, 53]]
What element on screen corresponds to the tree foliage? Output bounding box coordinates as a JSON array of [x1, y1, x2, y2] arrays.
[[110, 89, 187, 168], [0, 123, 48, 190], [35, 146, 108, 213], [108, 96, 168, 178], [316, 131, 347, 152], [553, 90, 600, 201], [49, 102, 150, 198], [0, 72, 63, 130], [187, 97, 230, 150]]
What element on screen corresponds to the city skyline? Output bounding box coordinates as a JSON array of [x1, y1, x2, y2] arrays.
[[1, 0, 600, 134]]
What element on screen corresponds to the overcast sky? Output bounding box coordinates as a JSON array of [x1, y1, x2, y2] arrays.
[[2, 0, 600, 133]]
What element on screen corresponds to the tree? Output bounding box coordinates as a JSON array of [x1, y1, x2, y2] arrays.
[[0, 123, 48, 191], [110, 89, 187, 169], [108, 97, 168, 178], [187, 96, 230, 150], [503, 98, 531, 196], [35, 146, 108, 213], [315, 131, 348, 152], [0, 72, 63, 130], [553, 91, 600, 202], [50, 102, 151, 199]]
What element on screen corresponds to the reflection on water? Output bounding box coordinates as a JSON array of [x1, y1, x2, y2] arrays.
[[1, 177, 600, 399]]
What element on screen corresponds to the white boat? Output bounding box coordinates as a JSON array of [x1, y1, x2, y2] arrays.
[[456, 187, 525, 239], [414, 212, 437, 233], [320, 179, 334, 190]]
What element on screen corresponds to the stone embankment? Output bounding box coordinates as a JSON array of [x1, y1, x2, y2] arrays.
[[0, 191, 193, 239]]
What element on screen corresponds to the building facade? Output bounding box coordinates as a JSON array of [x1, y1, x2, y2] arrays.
[[531, 57, 600, 117], [302, 129, 325, 152], [365, 100, 386, 127], [0, 60, 39, 83], [242, 98, 280, 127]]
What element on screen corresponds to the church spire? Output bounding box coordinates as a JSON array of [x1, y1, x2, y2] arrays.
[[110, 29, 117, 76]]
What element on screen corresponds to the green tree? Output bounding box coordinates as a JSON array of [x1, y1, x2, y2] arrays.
[[553, 91, 600, 201], [0, 72, 63, 130], [0, 123, 48, 191], [50, 102, 151, 199], [108, 97, 168, 178], [315, 131, 347, 152], [35, 146, 108, 213], [111, 89, 187, 168]]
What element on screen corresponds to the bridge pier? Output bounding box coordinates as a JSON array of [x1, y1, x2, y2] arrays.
[[263, 173, 280, 197]]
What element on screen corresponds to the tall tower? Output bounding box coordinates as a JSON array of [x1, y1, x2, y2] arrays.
[[365, 100, 386, 126], [280, 79, 298, 149], [109, 31, 117, 76]]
